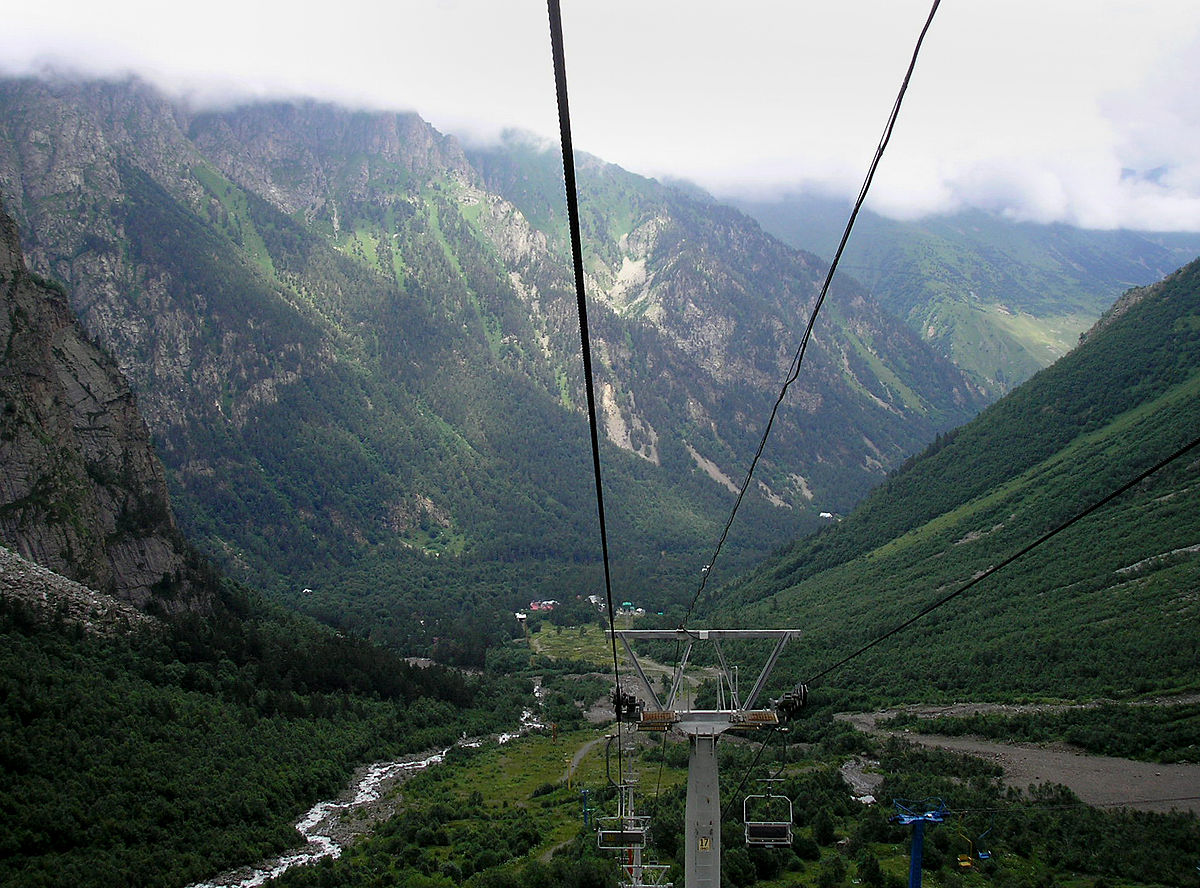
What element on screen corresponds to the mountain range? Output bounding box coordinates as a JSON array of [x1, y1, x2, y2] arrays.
[[0, 74, 986, 652], [2, 72, 1199, 888], [731, 192, 1200, 395]]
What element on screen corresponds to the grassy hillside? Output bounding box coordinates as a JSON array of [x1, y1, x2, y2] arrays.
[[712, 257, 1200, 703]]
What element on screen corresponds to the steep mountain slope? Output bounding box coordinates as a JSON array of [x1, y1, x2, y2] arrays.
[[0, 195, 527, 888], [0, 75, 986, 651], [714, 257, 1200, 701], [0, 196, 210, 612], [732, 192, 1200, 395]]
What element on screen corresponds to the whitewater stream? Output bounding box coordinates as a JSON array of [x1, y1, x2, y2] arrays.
[[189, 685, 547, 888]]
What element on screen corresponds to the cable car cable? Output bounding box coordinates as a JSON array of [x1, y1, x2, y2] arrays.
[[682, 0, 943, 627], [654, 730, 669, 803], [547, 0, 626, 776], [798, 431, 1200, 689], [669, 0, 944, 818]]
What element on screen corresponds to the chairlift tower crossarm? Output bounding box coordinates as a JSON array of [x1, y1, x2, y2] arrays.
[[608, 629, 800, 726], [608, 628, 802, 888]]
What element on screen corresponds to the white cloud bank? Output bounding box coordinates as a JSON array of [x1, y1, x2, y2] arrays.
[[1, 0, 1198, 231]]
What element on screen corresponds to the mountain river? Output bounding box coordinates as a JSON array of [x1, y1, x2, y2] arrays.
[[189, 686, 547, 887]]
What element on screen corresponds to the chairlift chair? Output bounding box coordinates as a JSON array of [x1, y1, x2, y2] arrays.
[[976, 823, 993, 860], [597, 815, 650, 850], [955, 826, 974, 868], [743, 792, 793, 847]]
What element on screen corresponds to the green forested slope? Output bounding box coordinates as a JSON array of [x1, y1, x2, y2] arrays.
[[0, 575, 525, 888], [715, 259, 1200, 702]]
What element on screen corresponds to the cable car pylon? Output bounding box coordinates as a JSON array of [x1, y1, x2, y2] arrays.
[[597, 735, 672, 888], [608, 628, 804, 888], [891, 798, 947, 888]]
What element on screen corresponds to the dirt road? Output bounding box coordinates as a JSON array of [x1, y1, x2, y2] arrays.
[[839, 705, 1200, 816]]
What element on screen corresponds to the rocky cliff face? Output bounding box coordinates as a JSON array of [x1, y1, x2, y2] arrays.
[[0, 196, 207, 612]]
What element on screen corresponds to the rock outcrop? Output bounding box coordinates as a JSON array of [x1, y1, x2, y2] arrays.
[[0, 196, 208, 612], [0, 544, 156, 633]]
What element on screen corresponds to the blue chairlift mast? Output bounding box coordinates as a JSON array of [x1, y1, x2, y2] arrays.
[[891, 799, 948, 888]]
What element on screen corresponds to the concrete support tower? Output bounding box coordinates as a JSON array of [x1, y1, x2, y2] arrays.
[[609, 629, 801, 888]]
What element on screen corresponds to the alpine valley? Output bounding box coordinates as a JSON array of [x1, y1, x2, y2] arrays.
[[3, 72, 1200, 888], [731, 192, 1200, 396], [0, 74, 991, 654]]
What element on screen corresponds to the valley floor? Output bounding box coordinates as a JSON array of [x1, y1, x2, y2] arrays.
[[839, 702, 1200, 815]]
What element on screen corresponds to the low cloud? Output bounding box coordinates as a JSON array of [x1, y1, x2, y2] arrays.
[[2, 0, 1199, 232]]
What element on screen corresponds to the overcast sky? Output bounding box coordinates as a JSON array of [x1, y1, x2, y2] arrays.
[[2, 0, 1199, 231]]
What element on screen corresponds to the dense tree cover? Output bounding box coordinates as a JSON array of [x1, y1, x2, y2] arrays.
[[162, 164, 879, 665], [166, 160, 827, 652], [869, 738, 1200, 887], [272, 824, 617, 888], [0, 589, 528, 888], [116, 160, 325, 381]]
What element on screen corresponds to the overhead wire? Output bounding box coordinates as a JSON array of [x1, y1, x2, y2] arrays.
[[682, 0, 943, 627], [546, 0, 626, 781], [799, 431, 1200, 688], [719, 725, 780, 823], [676, 0, 942, 811], [547, 0, 1197, 853]]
